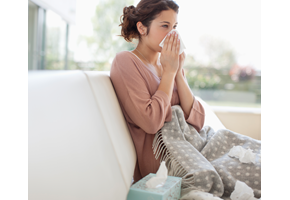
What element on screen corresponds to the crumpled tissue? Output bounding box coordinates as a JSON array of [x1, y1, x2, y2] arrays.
[[228, 146, 257, 164], [159, 29, 186, 55], [180, 190, 222, 200], [145, 161, 168, 188], [230, 180, 260, 200]]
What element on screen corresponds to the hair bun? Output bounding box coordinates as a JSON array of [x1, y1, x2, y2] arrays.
[[124, 5, 136, 15]]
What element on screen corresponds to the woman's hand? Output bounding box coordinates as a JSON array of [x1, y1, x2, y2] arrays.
[[176, 51, 186, 79], [160, 32, 180, 75]]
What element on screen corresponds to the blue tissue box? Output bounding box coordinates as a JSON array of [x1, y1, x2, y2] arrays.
[[127, 173, 182, 200]]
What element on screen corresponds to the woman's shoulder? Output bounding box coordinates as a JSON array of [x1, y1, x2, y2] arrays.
[[114, 50, 134, 61], [112, 50, 138, 68]]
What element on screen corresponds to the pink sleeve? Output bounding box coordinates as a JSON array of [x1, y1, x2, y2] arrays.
[[110, 52, 172, 134], [181, 69, 205, 132]]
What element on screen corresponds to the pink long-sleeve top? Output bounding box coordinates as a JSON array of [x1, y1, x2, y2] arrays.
[[110, 51, 205, 184]]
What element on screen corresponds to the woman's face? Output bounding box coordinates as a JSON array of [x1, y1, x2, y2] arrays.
[[143, 9, 178, 52]]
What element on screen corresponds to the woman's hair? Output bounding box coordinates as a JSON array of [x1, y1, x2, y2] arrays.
[[119, 0, 179, 42]]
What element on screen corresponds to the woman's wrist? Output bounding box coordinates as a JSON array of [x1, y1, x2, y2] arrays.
[[175, 70, 184, 81], [162, 70, 176, 78]]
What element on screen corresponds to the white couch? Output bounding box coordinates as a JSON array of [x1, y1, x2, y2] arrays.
[[28, 70, 225, 200]]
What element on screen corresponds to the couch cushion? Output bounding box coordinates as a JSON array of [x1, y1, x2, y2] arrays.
[[196, 96, 226, 131], [83, 71, 136, 190], [29, 70, 131, 200]]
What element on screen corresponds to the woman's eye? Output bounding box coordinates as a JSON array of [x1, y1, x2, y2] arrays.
[[162, 25, 177, 29]]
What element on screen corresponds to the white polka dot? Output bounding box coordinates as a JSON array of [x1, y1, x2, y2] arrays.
[[236, 172, 240, 175], [206, 184, 211, 187], [254, 181, 259, 185], [196, 179, 200, 182], [255, 173, 259, 176], [246, 173, 250, 176]]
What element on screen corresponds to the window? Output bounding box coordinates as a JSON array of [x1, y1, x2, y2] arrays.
[[45, 10, 67, 70], [28, 1, 39, 70], [176, 0, 261, 108], [28, 0, 74, 70], [28, 0, 260, 108]]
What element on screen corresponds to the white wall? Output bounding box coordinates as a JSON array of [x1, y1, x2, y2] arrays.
[[213, 108, 261, 140]]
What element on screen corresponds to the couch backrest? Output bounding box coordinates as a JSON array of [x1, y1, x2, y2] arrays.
[[29, 70, 136, 200]]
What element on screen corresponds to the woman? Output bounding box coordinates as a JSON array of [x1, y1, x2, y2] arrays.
[[110, 0, 205, 184]]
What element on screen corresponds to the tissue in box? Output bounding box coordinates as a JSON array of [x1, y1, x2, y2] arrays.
[[127, 173, 182, 200]]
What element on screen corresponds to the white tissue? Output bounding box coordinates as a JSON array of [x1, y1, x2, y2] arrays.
[[230, 181, 260, 200], [159, 29, 186, 55], [228, 146, 256, 164], [180, 190, 222, 200], [145, 161, 168, 188]]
